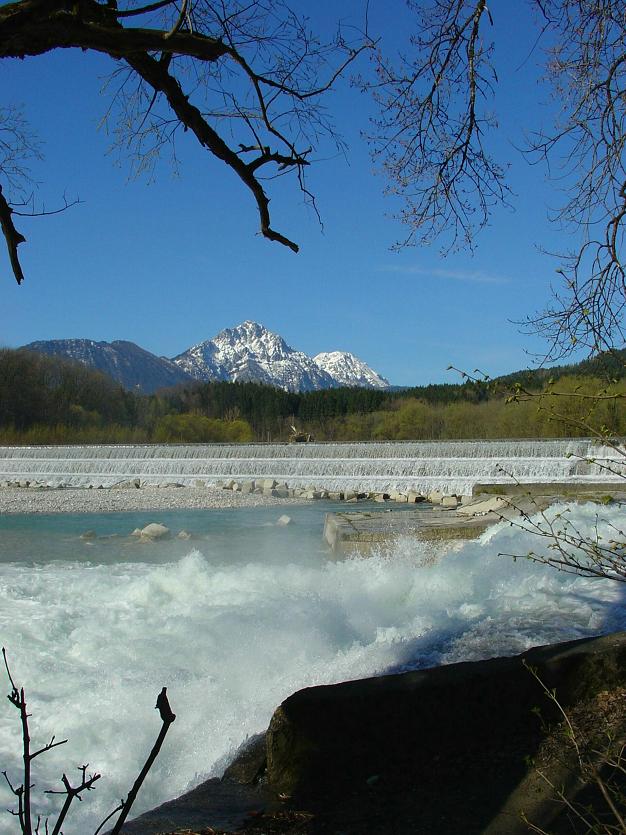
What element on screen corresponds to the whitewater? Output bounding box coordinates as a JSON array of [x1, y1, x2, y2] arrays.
[[0, 500, 624, 833], [0, 439, 624, 493]]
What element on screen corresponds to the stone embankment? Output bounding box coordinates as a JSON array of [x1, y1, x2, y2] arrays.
[[219, 478, 463, 505]]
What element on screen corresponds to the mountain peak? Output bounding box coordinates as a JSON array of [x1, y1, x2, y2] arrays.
[[313, 351, 390, 389]]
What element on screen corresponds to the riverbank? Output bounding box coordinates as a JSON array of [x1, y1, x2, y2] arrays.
[[0, 485, 302, 514]]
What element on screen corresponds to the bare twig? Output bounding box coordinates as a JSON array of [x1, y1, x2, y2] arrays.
[[3, 647, 176, 835], [107, 687, 176, 835]]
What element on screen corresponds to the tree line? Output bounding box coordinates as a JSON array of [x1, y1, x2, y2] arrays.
[[0, 347, 623, 445]]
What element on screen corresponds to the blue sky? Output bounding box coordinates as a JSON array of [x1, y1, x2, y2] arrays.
[[1, 1, 582, 386]]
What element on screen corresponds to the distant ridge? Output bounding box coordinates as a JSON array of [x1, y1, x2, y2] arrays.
[[22, 339, 193, 394], [22, 322, 391, 394]]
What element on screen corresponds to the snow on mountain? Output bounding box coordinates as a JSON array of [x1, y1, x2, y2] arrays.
[[24, 323, 391, 394], [313, 351, 390, 389], [22, 339, 192, 394], [173, 321, 336, 392]]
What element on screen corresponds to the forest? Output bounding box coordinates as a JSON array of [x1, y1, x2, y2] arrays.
[[0, 347, 624, 445]]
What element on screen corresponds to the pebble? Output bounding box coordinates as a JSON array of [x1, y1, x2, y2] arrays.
[[0, 486, 303, 515]]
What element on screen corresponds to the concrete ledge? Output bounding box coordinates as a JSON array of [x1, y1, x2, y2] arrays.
[[323, 507, 503, 553], [472, 482, 625, 499]]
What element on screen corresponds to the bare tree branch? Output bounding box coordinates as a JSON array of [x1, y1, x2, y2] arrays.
[[0, 185, 26, 285], [107, 687, 176, 835], [367, 1, 625, 361], [0, 0, 372, 284], [364, 0, 509, 252], [2, 649, 177, 835]]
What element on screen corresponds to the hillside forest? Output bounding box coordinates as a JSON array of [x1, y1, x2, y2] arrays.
[[0, 348, 624, 445]]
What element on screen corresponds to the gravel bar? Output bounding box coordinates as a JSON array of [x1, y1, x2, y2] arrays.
[[0, 487, 303, 515]]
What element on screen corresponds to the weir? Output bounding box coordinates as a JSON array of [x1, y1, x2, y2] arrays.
[[0, 439, 623, 494]]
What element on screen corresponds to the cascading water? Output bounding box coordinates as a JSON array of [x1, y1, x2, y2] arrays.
[[0, 439, 623, 493], [0, 501, 625, 833]]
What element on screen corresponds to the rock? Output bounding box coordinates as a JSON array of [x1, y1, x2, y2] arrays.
[[343, 490, 357, 501], [407, 492, 425, 504], [374, 493, 389, 502], [139, 523, 170, 540], [427, 490, 444, 504], [194, 479, 206, 488], [276, 515, 292, 526], [222, 480, 235, 490], [263, 478, 278, 491], [113, 478, 140, 489], [441, 496, 459, 508], [302, 490, 322, 500], [232, 482, 242, 492], [241, 481, 255, 494], [457, 496, 509, 517], [394, 493, 409, 503], [273, 488, 290, 498], [80, 530, 97, 540], [328, 492, 341, 501], [222, 733, 267, 785], [265, 631, 626, 822], [130, 528, 143, 537], [177, 530, 192, 540]]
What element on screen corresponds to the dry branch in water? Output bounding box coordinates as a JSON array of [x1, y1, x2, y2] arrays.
[[2, 647, 176, 835]]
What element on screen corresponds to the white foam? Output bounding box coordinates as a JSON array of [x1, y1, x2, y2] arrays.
[[0, 440, 623, 492], [0, 502, 623, 832]]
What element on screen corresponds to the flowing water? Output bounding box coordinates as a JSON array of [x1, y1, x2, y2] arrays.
[[0, 500, 624, 833], [0, 439, 623, 493]]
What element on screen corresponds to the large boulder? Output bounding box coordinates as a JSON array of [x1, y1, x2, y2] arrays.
[[440, 495, 459, 508], [457, 496, 509, 516], [265, 632, 626, 832], [112, 478, 141, 489], [139, 523, 170, 540]]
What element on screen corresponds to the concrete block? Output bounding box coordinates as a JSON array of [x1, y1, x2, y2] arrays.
[[441, 496, 459, 508]]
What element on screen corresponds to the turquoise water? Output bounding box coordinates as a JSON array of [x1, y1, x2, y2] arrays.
[[0, 501, 352, 566]]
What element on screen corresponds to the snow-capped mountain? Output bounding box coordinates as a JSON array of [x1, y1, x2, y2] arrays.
[[173, 320, 337, 392], [22, 339, 192, 394], [313, 351, 390, 389], [23, 322, 391, 393]]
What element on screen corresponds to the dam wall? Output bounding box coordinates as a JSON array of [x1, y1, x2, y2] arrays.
[[0, 439, 623, 495]]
